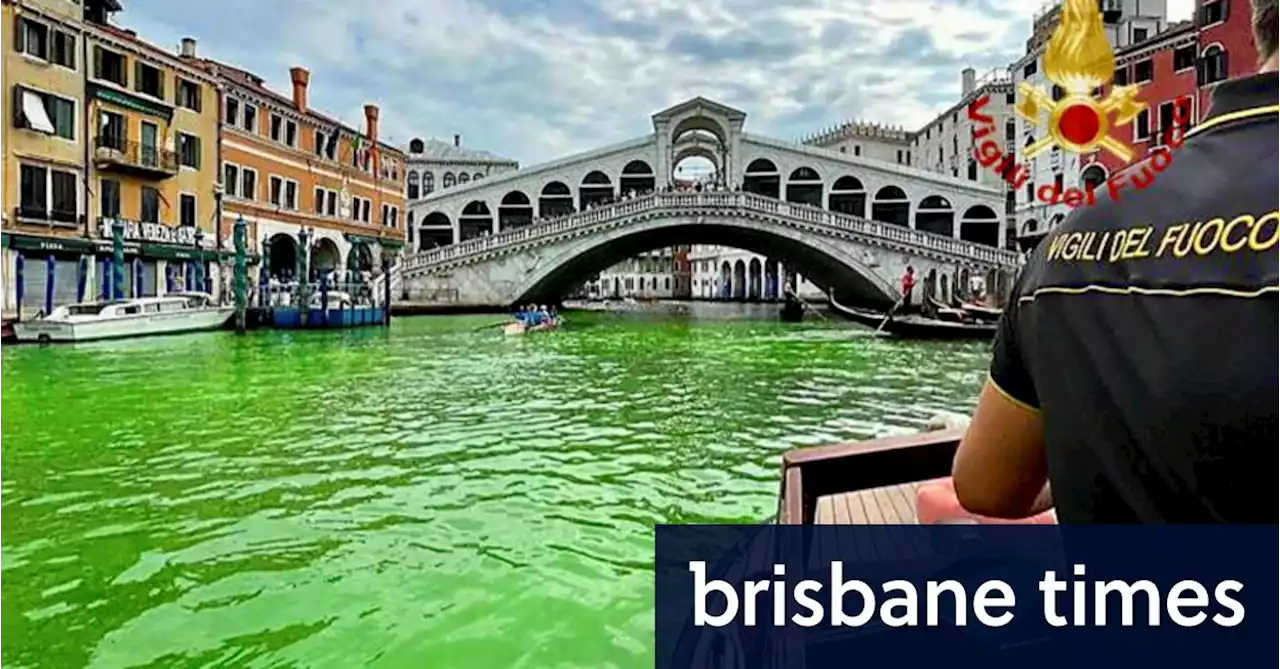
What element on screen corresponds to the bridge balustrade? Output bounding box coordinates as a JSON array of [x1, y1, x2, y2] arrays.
[[402, 192, 1021, 276]]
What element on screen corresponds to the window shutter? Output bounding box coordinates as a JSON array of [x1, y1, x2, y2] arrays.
[[12, 85, 24, 128], [13, 16, 24, 53], [1220, 50, 1229, 81], [157, 71, 165, 100], [93, 46, 103, 79], [1222, 0, 1230, 21], [1195, 57, 1205, 86], [193, 136, 201, 168], [67, 34, 76, 70], [134, 60, 142, 90]]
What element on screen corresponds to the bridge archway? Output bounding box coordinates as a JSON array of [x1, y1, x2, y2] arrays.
[[347, 241, 374, 275], [419, 212, 453, 251], [785, 167, 823, 207], [959, 205, 1000, 247], [579, 171, 613, 209], [829, 176, 866, 217], [915, 195, 954, 237], [459, 201, 493, 241], [719, 261, 732, 299], [1080, 163, 1108, 190], [741, 158, 780, 199], [498, 191, 534, 231], [620, 160, 655, 195], [508, 216, 901, 309], [310, 237, 341, 279], [673, 154, 715, 189], [266, 233, 298, 279], [871, 186, 910, 227], [671, 116, 730, 155], [539, 181, 574, 218], [748, 258, 762, 300], [458, 173, 471, 185], [732, 259, 747, 300]]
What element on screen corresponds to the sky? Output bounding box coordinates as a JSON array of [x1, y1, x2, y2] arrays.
[[120, 0, 1197, 166]]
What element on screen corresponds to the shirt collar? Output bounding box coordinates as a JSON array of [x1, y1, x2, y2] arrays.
[[1204, 72, 1279, 121]]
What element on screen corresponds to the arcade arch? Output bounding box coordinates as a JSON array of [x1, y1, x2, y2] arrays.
[[265, 233, 298, 279], [915, 195, 954, 237], [579, 171, 613, 209], [540, 181, 575, 218], [872, 186, 910, 227], [785, 167, 823, 207], [959, 205, 1000, 247], [498, 191, 534, 231], [620, 160, 656, 195], [459, 201, 493, 241], [310, 237, 341, 278], [828, 176, 866, 217], [741, 158, 780, 199]]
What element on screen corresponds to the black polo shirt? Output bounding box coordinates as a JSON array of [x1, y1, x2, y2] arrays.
[[991, 72, 1279, 523]]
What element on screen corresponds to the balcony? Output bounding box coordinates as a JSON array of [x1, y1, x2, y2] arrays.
[[93, 136, 179, 178]]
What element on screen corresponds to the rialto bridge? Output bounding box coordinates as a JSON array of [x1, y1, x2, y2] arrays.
[[397, 97, 1021, 308]]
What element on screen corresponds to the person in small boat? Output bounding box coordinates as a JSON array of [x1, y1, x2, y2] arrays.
[[952, 1, 1278, 524], [898, 266, 916, 315]]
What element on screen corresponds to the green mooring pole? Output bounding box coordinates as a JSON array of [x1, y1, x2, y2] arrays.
[[111, 220, 125, 300], [233, 216, 248, 333]]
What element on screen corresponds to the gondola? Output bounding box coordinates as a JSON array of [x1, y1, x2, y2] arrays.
[[828, 295, 997, 341], [780, 297, 805, 322], [960, 302, 1003, 322]]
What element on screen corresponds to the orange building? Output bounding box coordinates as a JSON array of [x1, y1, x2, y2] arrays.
[[188, 52, 407, 282]]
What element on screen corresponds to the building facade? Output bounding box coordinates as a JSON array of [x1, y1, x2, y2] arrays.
[[196, 56, 407, 282], [687, 245, 825, 301], [1196, 0, 1255, 114], [404, 135, 517, 250]]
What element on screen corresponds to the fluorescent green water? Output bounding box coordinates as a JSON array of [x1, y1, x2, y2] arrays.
[[1, 305, 989, 668]]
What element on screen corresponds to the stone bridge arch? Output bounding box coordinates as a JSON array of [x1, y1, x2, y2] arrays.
[[509, 215, 900, 307]]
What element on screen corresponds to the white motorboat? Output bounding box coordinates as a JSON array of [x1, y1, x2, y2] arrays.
[[309, 290, 355, 309], [12, 292, 234, 343]]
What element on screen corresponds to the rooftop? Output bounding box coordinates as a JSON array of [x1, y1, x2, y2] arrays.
[[408, 138, 517, 164]]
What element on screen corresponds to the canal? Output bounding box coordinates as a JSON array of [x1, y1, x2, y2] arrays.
[[1, 305, 989, 669]]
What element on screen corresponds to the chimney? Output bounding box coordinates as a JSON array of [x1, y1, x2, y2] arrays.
[[180, 37, 197, 58], [290, 67, 310, 113], [364, 104, 380, 142], [961, 67, 976, 96], [453, 134, 461, 147]]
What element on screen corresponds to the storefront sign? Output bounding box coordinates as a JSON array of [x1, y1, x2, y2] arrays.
[[98, 218, 199, 247]]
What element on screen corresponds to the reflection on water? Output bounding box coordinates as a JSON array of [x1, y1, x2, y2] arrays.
[[1, 309, 987, 668]]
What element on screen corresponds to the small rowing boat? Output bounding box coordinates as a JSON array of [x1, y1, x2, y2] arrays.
[[828, 295, 996, 341]]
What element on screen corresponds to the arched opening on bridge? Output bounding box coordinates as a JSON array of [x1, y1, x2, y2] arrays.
[[785, 167, 823, 207], [828, 176, 866, 217], [407, 212, 415, 248], [443, 172, 456, 188], [925, 268, 938, 302], [673, 154, 715, 189], [671, 119, 728, 158], [957, 268, 973, 301], [458, 173, 471, 185], [539, 181, 574, 218], [748, 258, 762, 300], [473, 172, 484, 181], [939, 273, 950, 304], [1049, 213, 1066, 231], [347, 241, 374, 276], [915, 195, 955, 237], [408, 172, 420, 199], [266, 232, 298, 279], [310, 237, 341, 280], [959, 205, 1000, 247], [579, 171, 613, 209], [764, 259, 779, 300], [742, 158, 780, 199], [498, 191, 534, 231], [620, 160, 655, 195], [419, 227, 452, 251], [732, 259, 747, 300], [719, 261, 732, 299], [420, 211, 453, 250], [459, 201, 493, 241], [871, 186, 910, 227]]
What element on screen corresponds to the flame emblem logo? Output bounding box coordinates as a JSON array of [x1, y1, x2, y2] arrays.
[[1017, 0, 1145, 162]]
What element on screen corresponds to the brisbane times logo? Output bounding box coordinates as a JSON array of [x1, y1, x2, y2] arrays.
[[968, 0, 1189, 209]]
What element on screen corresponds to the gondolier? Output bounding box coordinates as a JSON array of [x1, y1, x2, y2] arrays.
[[952, 0, 1279, 524]]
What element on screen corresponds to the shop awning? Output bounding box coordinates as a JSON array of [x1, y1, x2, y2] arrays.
[[6, 233, 98, 254]]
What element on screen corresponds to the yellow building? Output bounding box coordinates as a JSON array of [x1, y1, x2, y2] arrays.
[[81, 2, 222, 298], [1, 0, 91, 315]]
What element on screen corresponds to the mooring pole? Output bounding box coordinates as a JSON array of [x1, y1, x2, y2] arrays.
[[382, 251, 392, 327], [233, 216, 248, 333]]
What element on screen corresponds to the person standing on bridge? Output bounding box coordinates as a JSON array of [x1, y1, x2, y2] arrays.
[[951, 0, 1278, 524]]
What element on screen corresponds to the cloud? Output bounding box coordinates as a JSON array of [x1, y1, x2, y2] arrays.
[[118, 0, 1197, 166]]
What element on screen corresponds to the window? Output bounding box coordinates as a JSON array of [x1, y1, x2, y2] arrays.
[[136, 62, 164, 98], [1005, 92, 1015, 104], [225, 98, 240, 126], [1200, 46, 1228, 85], [19, 165, 47, 217], [361, 199, 371, 222], [177, 79, 201, 111], [1025, 182, 1035, 203], [1133, 59, 1153, 83], [315, 187, 326, 214], [94, 46, 127, 86], [458, 173, 471, 184], [16, 88, 74, 139], [1201, 0, 1226, 25], [98, 110, 126, 149], [178, 133, 201, 168], [241, 168, 257, 200], [180, 193, 196, 227], [223, 163, 239, 197], [269, 175, 283, 206], [1157, 101, 1176, 143], [242, 104, 257, 132], [408, 172, 420, 199], [1053, 173, 1064, 191], [16, 18, 49, 60], [854, 145, 861, 156], [270, 114, 283, 141], [326, 190, 336, 216], [140, 186, 160, 223], [1134, 108, 1151, 140], [1114, 67, 1129, 86], [443, 172, 456, 188], [967, 159, 977, 181], [390, 207, 399, 228], [284, 180, 298, 209], [1173, 45, 1197, 71], [351, 197, 362, 221], [100, 179, 121, 217], [1023, 60, 1037, 78], [895, 149, 903, 163], [1132, 27, 1148, 43], [285, 120, 297, 147], [1005, 120, 1016, 141], [381, 204, 390, 226], [423, 173, 434, 194], [16, 166, 74, 221], [314, 129, 325, 155]]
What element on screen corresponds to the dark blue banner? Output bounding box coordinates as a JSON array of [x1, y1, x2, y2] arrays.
[[655, 525, 1277, 669]]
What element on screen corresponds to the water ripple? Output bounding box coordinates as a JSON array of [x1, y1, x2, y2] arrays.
[[2, 309, 986, 668]]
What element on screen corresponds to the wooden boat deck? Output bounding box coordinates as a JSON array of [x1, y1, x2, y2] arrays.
[[815, 482, 925, 524]]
